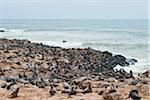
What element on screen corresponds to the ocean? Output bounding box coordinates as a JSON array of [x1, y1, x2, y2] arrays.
[[0, 19, 149, 73]]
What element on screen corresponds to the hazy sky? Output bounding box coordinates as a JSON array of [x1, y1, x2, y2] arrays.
[[0, 0, 148, 19]]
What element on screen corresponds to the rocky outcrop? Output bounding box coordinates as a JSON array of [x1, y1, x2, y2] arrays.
[[0, 39, 148, 100], [0, 39, 136, 81]]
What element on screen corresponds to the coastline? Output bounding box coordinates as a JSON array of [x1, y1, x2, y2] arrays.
[[0, 28, 148, 74], [0, 38, 149, 100]]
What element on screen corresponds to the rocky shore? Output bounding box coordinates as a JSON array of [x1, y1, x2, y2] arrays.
[[0, 39, 149, 100]]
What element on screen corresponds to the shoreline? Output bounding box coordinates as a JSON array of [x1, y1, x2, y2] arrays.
[[0, 38, 149, 100], [0, 27, 148, 74]]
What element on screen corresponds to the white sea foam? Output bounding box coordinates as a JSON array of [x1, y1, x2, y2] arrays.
[[0, 28, 25, 33], [8, 29, 25, 32], [32, 41, 82, 48], [114, 58, 149, 74]]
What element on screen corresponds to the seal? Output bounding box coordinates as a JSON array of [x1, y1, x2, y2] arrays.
[[128, 90, 141, 100], [49, 85, 56, 96], [9, 87, 19, 98]]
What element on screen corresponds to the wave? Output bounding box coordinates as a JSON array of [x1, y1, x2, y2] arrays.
[[8, 29, 25, 32], [30, 41, 147, 50], [97, 29, 146, 33], [24, 28, 145, 33], [81, 42, 147, 48], [114, 58, 149, 74], [0, 28, 25, 33], [32, 41, 82, 48], [24, 29, 91, 32]]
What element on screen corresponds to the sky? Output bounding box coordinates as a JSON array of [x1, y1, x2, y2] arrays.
[[0, 0, 148, 19]]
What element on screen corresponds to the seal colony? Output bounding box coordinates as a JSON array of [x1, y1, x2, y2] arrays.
[[0, 39, 149, 100]]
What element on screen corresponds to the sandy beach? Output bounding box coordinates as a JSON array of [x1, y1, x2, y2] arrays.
[[0, 39, 149, 100]]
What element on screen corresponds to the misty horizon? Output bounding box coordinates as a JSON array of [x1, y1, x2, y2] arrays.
[[0, 0, 148, 19]]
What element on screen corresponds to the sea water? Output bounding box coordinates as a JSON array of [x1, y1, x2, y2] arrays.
[[0, 19, 149, 73]]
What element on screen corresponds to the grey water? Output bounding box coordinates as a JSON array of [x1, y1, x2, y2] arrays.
[[0, 19, 149, 73]]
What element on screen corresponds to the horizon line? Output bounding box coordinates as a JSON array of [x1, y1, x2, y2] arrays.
[[0, 18, 148, 20]]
